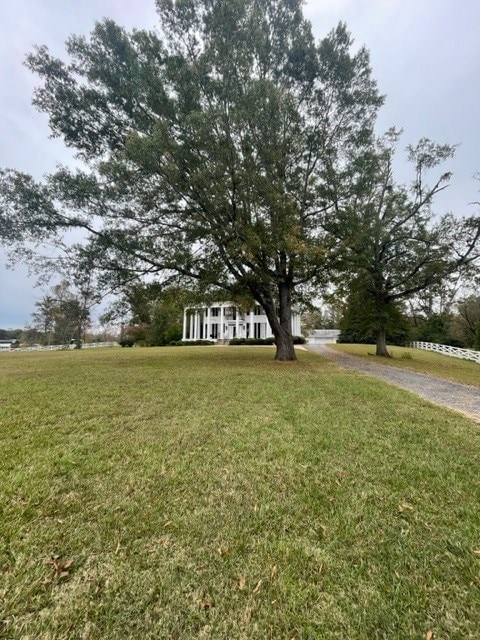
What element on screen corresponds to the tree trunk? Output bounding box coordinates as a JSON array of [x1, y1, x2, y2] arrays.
[[375, 325, 391, 357], [259, 284, 296, 361]]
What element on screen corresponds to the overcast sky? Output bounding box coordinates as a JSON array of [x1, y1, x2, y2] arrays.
[[1, 0, 479, 328]]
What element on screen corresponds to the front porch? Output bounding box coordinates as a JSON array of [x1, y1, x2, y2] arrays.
[[182, 303, 301, 342]]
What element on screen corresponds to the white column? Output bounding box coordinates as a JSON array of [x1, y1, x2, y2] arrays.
[[194, 310, 199, 340], [183, 309, 187, 341], [189, 312, 193, 340], [296, 314, 301, 336], [249, 311, 254, 339], [206, 307, 211, 340], [220, 306, 225, 340], [235, 307, 239, 338]]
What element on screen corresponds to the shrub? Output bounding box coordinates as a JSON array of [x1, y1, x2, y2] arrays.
[[292, 335, 306, 344], [233, 338, 276, 345], [118, 337, 135, 348]]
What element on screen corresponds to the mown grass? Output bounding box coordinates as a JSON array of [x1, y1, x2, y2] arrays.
[[0, 347, 479, 639], [330, 343, 480, 388]]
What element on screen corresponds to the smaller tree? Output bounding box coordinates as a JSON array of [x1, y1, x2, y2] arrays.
[[337, 277, 410, 346], [106, 282, 187, 346], [324, 130, 480, 356], [32, 281, 91, 347], [413, 314, 456, 346]]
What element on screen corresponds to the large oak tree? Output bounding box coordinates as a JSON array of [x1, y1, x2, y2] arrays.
[[0, 0, 383, 360]]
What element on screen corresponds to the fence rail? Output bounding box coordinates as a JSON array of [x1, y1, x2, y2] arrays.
[[410, 341, 480, 364]]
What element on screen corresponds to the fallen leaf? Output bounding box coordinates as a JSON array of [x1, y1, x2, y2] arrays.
[[45, 555, 75, 581], [243, 606, 251, 623], [252, 579, 263, 594], [200, 599, 214, 610], [424, 631, 433, 640], [270, 565, 278, 578], [473, 549, 480, 556], [163, 520, 173, 528], [195, 563, 208, 572], [238, 577, 246, 590], [398, 503, 414, 513]]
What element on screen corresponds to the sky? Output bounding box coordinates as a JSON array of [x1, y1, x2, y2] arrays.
[[0, 0, 479, 328]]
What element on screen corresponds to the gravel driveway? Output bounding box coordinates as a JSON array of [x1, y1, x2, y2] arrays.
[[305, 344, 480, 422]]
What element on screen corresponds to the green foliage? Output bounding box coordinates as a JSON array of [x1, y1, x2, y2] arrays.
[[118, 336, 135, 348], [175, 340, 214, 346], [115, 283, 187, 346], [412, 314, 464, 347], [229, 336, 303, 345], [0, 329, 23, 340], [474, 322, 480, 350], [337, 279, 410, 346]]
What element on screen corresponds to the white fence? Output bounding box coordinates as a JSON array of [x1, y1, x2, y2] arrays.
[[6, 341, 119, 353], [410, 341, 480, 364]]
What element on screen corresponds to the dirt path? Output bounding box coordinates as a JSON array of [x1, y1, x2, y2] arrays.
[[305, 344, 480, 422]]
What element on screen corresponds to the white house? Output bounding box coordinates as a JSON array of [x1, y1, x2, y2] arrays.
[[182, 303, 301, 342]]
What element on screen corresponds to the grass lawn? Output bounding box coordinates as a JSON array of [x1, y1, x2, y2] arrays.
[[330, 343, 480, 388], [1, 347, 479, 639]]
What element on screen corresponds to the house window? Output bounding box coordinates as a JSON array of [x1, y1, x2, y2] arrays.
[[226, 307, 237, 320], [211, 307, 220, 317], [210, 324, 218, 339], [254, 305, 262, 316], [254, 322, 262, 339]]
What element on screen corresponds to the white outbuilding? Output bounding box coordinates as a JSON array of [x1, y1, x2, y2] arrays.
[[306, 329, 340, 345], [182, 303, 301, 342]]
